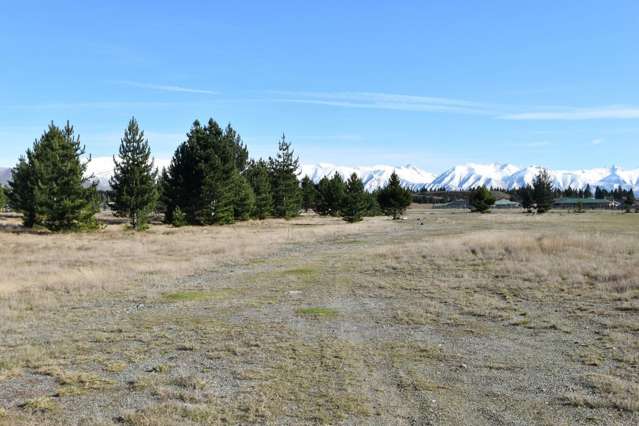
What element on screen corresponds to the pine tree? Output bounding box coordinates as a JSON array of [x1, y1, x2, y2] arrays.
[[110, 117, 158, 230], [315, 174, 345, 216], [162, 119, 244, 225], [232, 172, 255, 221], [300, 175, 318, 212], [245, 160, 272, 219], [469, 186, 496, 213], [341, 173, 367, 223], [623, 192, 635, 213], [532, 169, 555, 214], [269, 134, 301, 218], [516, 185, 534, 212], [157, 167, 170, 215], [7, 157, 37, 227], [314, 177, 331, 215], [9, 122, 99, 230], [201, 120, 237, 224], [327, 173, 346, 216], [377, 171, 411, 219], [584, 184, 593, 198], [364, 189, 383, 216]]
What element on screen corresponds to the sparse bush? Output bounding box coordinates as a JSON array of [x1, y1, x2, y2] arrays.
[[0, 185, 6, 211], [172, 207, 187, 227]]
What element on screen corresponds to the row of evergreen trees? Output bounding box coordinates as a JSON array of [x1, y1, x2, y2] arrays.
[[4, 118, 414, 231], [470, 168, 636, 213], [157, 119, 301, 226], [299, 171, 412, 222], [468, 169, 557, 214]]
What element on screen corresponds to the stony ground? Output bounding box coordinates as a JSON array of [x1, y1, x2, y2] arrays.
[[0, 207, 638, 425]]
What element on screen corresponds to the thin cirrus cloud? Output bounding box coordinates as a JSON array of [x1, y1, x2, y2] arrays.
[[115, 80, 218, 95], [269, 91, 639, 121], [499, 106, 639, 121], [267, 91, 501, 115], [2, 101, 180, 110]]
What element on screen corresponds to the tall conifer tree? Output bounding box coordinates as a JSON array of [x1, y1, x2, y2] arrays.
[[377, 171, 411, 219], [341, 173, 367, 222], [162, 119, 245, 225], [110, 117, 158, 230], [245, 160, 273, 219], [7, 157, 37, 227], [269, 134, 301, 218], [315, 174, 345, 216], [300, 175, 318, 212], [623, 192, 635, 213], [9, 122, 98, 230], [232, 172, 255, 221], [469, 186, 496, 213], [517, 185, 534, 212], [532, 169, 555, 214]]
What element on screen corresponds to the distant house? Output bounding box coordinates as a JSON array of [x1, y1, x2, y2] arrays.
[[432, 199, 469, 209], [552, 198, 614, 210], [493, 199, 521, 209]]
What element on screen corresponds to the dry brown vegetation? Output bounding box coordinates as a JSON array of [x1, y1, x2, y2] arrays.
[[0, 207, 638, 425]]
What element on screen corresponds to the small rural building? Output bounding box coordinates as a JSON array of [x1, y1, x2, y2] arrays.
[[432, 199, 469, 209], [493, 199, 521, 209], [552, 197, 614, 210]]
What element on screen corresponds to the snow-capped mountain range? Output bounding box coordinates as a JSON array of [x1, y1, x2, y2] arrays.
[[300, 162, 639, 194], [299, 163, 437, 192], [425, 163, 639, 193], [1, 159, 638, 194]]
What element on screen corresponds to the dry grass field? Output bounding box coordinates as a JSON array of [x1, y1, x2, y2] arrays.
[[0, 206, 638, 425]]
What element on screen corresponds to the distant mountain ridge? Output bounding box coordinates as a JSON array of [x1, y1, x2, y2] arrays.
[[1, 159, 638, 194], [299, 163, 437, 192], [300, 162, 639, 194], [426, 163, 639, 194]]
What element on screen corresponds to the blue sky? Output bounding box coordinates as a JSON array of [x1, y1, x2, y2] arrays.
[[1, 1, 638, 172]]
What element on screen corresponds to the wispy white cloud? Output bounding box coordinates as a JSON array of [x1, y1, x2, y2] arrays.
[[116, 81, 217, 95], [1, 101, 179, 110], [499, 106, 639, 121], [268, 91, 500, 115], [270, 91, 639, 121], [591, 138, 604, 145]]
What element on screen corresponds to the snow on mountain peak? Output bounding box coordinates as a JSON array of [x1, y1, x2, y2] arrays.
[[298, 163, 436, 191]]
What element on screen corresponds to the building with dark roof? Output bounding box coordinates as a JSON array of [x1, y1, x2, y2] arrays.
[[493, 199, 521, 209], [552, 198, 615, 210]]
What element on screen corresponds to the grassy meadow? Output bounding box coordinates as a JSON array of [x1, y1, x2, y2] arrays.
[[0, 206, 638, 425]]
